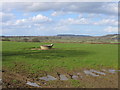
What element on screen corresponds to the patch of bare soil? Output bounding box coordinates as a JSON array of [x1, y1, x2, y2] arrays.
[[2, 66, 119, 88], [2, 69, 29, 88], [31, 48, 57, 50], [78, 73, 118, 88], [2, 68, 71, 88]]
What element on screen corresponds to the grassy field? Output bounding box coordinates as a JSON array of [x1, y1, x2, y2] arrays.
[[2, 41, 119, 88], [2, 41, 118, 72]]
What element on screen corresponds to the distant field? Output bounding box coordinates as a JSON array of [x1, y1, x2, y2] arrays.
[[2, 41, 118, 72], [1, 34, 119, 43]]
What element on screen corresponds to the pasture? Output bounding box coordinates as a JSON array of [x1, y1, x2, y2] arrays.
[[2, 41, 119, 88]]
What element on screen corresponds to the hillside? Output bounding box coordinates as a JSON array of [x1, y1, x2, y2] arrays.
[[0, 34, 119, 43]]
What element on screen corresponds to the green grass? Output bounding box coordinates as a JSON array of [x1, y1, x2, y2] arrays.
[[2, 41, 118, 72], [70, 79, 82, 87]]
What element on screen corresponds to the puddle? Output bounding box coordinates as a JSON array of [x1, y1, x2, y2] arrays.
[[108, 69, 116, 73], [72, 75, 79, 80], [108, 69, 120, 73], [26, 81, 41, 87], [90, 69, 106, 75], [60, 75, 68, 80], [39, 75, 57, 81], [84, 70, 99, 77]]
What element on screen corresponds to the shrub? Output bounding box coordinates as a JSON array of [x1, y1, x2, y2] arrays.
[[32, 38, 40, 42], [2, 38, 10, 41], [23, 38, 29, 42]]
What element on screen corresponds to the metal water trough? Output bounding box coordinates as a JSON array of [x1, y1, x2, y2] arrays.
[[40, 44, 54, 50]]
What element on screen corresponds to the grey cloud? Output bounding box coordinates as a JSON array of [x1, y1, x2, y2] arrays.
[[2, 2, 118, 15], [0, 12, 15, 22]]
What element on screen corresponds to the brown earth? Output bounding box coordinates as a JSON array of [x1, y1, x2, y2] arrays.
[[31, 48, 57, 50], [2, 66, 119, 88]]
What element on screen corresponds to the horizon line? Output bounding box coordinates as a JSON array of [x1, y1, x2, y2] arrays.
[[0, 33, 119, 37]]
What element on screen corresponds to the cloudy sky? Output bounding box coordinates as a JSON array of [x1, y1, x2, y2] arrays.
[[1, 2, 118, 36]]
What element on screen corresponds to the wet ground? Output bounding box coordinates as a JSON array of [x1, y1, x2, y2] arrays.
[[1, 68, 119, 88]]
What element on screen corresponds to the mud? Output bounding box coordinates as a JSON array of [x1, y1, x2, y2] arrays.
[[26, 81, 41, 87], [2, 67, 119, 88], [108, 69, 120, 73], [39, 75, 57, 81], [31, 48, 56, 50], [71, 75, 79, 80], [84, 70, 99, 77], [59, 75, 68, 80], [90, 69, 106, 75]]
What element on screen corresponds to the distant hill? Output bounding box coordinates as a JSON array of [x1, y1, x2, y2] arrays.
[[0, 34, 119, 43], [100, 34, 119, 40], [57, 34, 91, 37]]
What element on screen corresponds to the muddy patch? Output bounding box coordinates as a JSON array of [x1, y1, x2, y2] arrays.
[[108, 69, 120, 73], [84, 70, 99, 77], [26, 81, 41, 87], [39, 75, 57, 81], [90, 69, 106, 75], [71, 75, 79, 80], [59, 75, 68, 80], [31, 48, 56, 50], [2, 67, 120, 88]]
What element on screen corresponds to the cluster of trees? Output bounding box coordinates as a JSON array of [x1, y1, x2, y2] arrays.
[[1, 38, 41, 42], [1, 36, 62, 42], [2, 38, 10, 41]]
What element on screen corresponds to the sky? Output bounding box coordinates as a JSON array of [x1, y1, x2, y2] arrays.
[[0, 2, 118, 36]]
